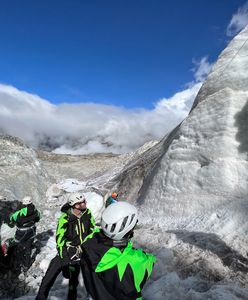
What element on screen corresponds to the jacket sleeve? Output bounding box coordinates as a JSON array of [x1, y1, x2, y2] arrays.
[[8, 213, 17, 227], [9, 208, 27, 226], [56, 213, 69, 261], [34, 208, 41, 223], [81, 230, 106, 269], [138, 250, 156, 291]]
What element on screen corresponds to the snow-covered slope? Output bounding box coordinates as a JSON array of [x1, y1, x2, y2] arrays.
[[70, 26, 248, 300], [192, 25, 248, 108], [129, 26, 248, 234]]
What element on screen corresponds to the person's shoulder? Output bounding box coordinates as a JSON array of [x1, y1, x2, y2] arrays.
[[10, 209, 18, 215], [57, 211, 69, 222], [128, 245, 156, 261], [10, 207, 22, 216], [86, 208, 95, 218], [61, 203, 70, 213], [28, 203, 36, 211]]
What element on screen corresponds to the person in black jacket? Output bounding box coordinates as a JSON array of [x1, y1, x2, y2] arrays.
[[1, 196, 40, 257], [82, 202, 156, 300], [2, 196, 40, 271], [36, 192, 96, 300]]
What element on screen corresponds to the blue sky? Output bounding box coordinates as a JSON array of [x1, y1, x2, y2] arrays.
[[0, 0, 247, 109]]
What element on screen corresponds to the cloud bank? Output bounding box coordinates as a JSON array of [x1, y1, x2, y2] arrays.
[[192, 56, 213, 83], [227, 1, 248, 37], [0, 59, 210, 155]]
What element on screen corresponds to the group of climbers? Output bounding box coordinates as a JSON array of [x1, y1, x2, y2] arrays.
[[1, 191, 156, 299]]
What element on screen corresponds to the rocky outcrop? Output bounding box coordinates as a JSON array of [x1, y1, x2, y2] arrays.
[[0, 135, 50, 205]]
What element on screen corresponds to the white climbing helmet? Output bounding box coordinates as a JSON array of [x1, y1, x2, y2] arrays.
[[22, 196, 32, 205], [68, 192, 86, 206], [101, 201, 138, 240]]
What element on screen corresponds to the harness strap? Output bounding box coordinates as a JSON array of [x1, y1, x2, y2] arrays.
[[16, 225, 35, 231]]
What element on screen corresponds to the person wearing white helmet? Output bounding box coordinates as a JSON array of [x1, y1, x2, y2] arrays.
[[36, 191, 96, 300], [22, 196, 32, 205], [1, 195, 40, 270], [8, 196, 40, 230], [81, 201, 156, 300]]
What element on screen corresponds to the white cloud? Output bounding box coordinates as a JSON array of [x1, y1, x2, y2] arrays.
[[227, 2, 248, 37], [192, 56, 213, 83], [0, 68, 205, 154]]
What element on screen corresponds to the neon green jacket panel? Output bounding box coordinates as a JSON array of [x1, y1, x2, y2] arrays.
[[9, 204, 40, 227], [56, 212, 68, 258], [10, 207, 28, 222], [96, 242, 156, 293], [56, 208, 96, 259]]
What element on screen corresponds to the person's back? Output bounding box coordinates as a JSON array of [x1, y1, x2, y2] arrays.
[[2, 197, 40, 249], [1, 196, 41, 270], [9, 199, 40, 229], [82, 202, 156, 300]]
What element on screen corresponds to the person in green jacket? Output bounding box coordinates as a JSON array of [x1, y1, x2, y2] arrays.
[[82, 201, 156, 300], [36, 192, 95, 300], [1, 196, 40, 256], [1, 196, 41, 272]]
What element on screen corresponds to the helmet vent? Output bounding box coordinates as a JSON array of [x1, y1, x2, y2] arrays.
[[110, 223, 116, 233], [101, 202, 138, 240], [120, 216, 128, 232], [129, 214, 135, 225]]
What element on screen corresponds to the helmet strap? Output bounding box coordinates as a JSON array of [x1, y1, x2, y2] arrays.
[[113, 238, 129, 248]]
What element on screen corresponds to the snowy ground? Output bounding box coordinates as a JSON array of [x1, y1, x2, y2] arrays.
[[13, 225, 248, 300], [9, 182, 248, 300]]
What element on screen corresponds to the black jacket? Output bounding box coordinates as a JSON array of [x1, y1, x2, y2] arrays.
[[56, 203, 95, 263], [82, 230, 156, 300], [9, 203, 40, 228]]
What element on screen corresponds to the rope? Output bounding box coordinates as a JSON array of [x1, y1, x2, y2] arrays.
[[213, 35, 248, 79]]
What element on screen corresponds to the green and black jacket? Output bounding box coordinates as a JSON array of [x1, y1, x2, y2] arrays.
[[82, 230, 156, 300], [56, 203, 95, 262], [9, 203, 40, 228]]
